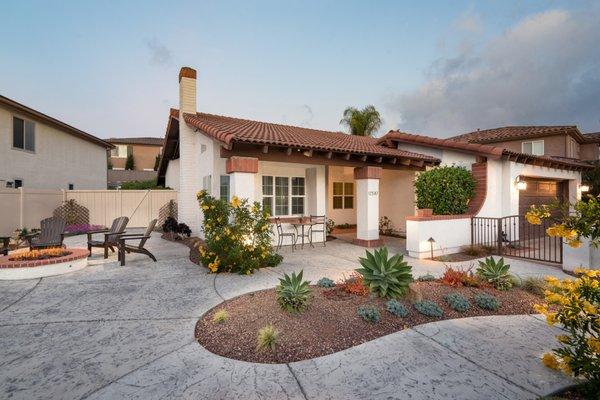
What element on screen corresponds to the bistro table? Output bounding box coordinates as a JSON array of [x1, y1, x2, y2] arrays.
[[290, 218, 316, 249]]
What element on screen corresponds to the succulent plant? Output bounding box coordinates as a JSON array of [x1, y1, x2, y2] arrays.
[[444, 292, 471, 312], [256, 324, 279, 352], [474, 293, 501, 311], [356, 247, 413, 299], [476, 257, 513, 290], [414, 300, 443, 317], [417, 273, 436, 282], [317, 277, 335, 288], [276, 270, 311, 313], [357, 305, 381, 323], [386, 299, 409, 317]]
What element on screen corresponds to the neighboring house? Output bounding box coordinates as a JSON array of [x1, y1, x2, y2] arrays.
[[107, 137, 163, 188], [0, 94, 112, 189], [158, 67, 593, 256]]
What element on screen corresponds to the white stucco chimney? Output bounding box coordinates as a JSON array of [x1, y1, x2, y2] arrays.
[[177, 67, 201, 234]]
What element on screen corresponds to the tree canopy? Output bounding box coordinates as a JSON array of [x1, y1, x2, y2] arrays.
[[340, 105, 383, 136]]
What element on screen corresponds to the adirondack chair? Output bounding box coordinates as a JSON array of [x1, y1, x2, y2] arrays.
[[117, 219, 157, 266], [26, 217, 66, 250], [87, 216, 129, 259]]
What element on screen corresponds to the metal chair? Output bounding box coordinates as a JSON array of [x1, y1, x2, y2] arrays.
[[117, 219, 157, 266], [275, 218, 297, 252], [87, 216, 129, 258], [309, 215, 327, 247], [26, 217, 66, 250]]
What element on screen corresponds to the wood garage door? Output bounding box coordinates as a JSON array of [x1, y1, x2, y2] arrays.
[[518, 178, 565, 216]]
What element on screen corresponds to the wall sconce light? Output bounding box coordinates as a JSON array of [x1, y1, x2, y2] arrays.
[[580, 184, 590, 192], [427, 237, 435, 259], [515, 176, 527, 191]]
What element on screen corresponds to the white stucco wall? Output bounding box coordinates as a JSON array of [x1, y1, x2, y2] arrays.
[[0, 106, 107, 189], [406, 217, 472, 259], [379, 169, 416, 233], [164, 158, 180, 191]]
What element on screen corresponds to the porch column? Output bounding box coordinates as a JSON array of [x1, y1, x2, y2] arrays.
[[226, 156, 258, 202], [353, 166, 383, 248]]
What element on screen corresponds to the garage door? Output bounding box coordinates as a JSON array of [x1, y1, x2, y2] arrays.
[[518, 178, 565, 216]]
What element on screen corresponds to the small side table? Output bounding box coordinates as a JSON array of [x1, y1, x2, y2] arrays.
[[291, 221, 316, 249]]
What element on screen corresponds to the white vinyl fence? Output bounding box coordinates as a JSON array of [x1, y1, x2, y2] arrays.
[[0, 188, 177, 235]]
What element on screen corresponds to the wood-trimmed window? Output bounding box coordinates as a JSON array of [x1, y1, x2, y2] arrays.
[[262, 176, 305, 216], [332, 182, 354, 209], [522, 140, 544, 156]]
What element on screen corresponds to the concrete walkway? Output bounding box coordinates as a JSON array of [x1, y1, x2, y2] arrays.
[[0, 234, 574, 399]]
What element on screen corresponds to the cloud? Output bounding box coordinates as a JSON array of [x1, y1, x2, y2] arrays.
[[454, 8, 483, 34], [146, 38, 172, 66], [388, 8, 600, 137]]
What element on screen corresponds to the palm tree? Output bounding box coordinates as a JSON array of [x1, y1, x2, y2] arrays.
[[339, 105, 383, 136]]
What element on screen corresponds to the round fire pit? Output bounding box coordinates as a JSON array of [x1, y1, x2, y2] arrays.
[[0, 248, 89, 280]]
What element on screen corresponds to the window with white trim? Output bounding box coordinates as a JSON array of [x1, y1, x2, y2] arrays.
[[522, 140, 544, 156], [261, 176, 305, 216], [202, 175, 212, 194], [13, 116, 35, 152], [110, 145, 129, 158], [332, 182, 354, 209], [219, 175, 230, 201]]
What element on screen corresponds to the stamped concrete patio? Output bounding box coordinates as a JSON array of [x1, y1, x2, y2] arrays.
[[0, 233, 575, 399]]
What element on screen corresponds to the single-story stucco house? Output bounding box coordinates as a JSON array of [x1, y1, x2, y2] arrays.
[[158, 67, 593, 267]]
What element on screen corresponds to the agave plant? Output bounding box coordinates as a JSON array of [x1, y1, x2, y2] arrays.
[[276, 270, 311, 313], [476, 256, 513, 290], [356, 247, 413, 298]]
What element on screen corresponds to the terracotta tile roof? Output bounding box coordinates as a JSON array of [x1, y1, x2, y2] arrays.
[[380, 130, 593, 171], [108, 170, 158, 186], [107, 137, 164, 146], [584, 132, 600, 143], [377, 131, 505, 159], [449, 126, 585, 144], [183, 112, 438, 162]]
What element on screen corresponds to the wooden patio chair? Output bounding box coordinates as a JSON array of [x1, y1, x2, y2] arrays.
[[116, 219, 157, 266], [87, 216, 129, 259], [25, 217, 66, 250], [275, 218, 297, 252], [309, 215, 327, 247]]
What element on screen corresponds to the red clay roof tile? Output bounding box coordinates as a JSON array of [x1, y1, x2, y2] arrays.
[[449, 126, 585, 144]]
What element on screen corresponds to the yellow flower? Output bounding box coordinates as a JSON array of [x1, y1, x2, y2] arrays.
[[587, 338, 600, 353], [546, 312, 557, 325], [557, 335, 570, 344], [567, 239, 582, 248], [231, 196, 241, 208], [202, 205, 209, 211], [533, 304, 548, 315], [525, 212, 541, 225], [582, 301, 597, 315], [542, 353, 559, 370], [559, 359, 572, 374]]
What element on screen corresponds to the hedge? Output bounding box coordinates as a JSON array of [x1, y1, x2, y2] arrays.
[[414, 166, 475, 215]]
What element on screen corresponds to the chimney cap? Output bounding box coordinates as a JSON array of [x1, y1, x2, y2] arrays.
[[179, 67, 197, 82]]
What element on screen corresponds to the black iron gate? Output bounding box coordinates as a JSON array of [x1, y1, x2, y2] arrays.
[[471, 215, 563, 264]]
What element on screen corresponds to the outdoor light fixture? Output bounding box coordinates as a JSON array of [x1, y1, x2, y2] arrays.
[[580, 184, 590, 192], [515, 176, 527, 191], [427, 237, 435, 259]]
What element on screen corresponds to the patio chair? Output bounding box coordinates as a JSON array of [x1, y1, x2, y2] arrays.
[[25, 217, 66, 250], [275, 218, 297, 252], [309, 215, 327, 247], [87, 216, 129, 259], [1, 236, 10, 256], [116, 219, 157, 266]]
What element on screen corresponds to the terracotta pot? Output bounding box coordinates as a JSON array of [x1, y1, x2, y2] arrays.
[[416, 208, 433, 217]]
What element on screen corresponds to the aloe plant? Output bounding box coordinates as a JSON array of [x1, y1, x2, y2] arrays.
[[476, 256, 513, 290], [276, 270, 311, 312], [356, 247, 413, 298]]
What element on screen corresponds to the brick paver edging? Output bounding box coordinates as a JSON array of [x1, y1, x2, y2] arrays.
[[0, 248, 89, 269]]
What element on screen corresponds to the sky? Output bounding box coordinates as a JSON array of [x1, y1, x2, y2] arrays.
[[1, 0, 599, 140]]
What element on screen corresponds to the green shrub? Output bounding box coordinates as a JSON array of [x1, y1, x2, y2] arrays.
[[417, 273, 436, 282], [317, 277, 335, 288], [474, 293, 500, 310], [414, 300, 443, 317], [276, 270, 311, 313], [197, 191, 282, 274], [326, 219, 335, 235], [386, 299, 409, 317], [120, 180, 170, 190], [125, 153, 135, 170], [256, 325, 279, 352], [444, 292, 471, 312], [212, 309, 229, 323], [356, 247, 413, 298], [476, 257, 513, 290], [521, 277, 548, 297], [414, 166, 475, 215], [357, 305, 380, 323]]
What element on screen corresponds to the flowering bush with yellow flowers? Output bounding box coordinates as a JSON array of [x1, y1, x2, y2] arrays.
[[196, 190, 282, 274], [535, 269, 600, 389], [525, 195, 600, 248]]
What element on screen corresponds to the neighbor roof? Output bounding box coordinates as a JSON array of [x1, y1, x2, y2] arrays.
[[584, 132, 600, 143], [380, 130, 593, 171], [108, 137, 164, 146], [450, 126, 586, 144], [0, 94, 112, 149], [183, 112, 439, 162]]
